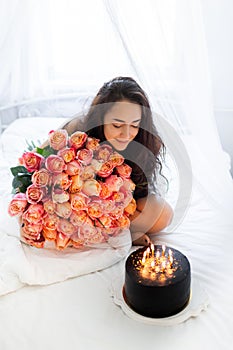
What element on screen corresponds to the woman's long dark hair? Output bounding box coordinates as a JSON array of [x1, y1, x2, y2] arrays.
[[66, 77, 166, 199]]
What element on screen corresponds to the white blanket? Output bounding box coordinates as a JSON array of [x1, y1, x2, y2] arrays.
[[0, 117, 233, 350]]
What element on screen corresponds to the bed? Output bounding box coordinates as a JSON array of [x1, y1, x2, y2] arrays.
[[0, 115, 233, 350]]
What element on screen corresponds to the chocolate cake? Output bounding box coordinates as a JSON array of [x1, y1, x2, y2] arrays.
[[124, 245, 191, 318]]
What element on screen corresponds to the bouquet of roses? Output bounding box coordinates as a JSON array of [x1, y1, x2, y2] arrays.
[[8, 129, 137, 250]]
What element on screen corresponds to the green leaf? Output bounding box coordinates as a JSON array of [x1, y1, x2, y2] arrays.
[[36, 146, 55, 157], [10, 165, 29, 176], [12, 176, 23, 189]]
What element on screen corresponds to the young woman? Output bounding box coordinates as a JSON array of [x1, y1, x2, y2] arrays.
[[62, 77, 173, 245]]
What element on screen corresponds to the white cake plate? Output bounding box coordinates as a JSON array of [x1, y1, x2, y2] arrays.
[[110, 276, 209, 326]]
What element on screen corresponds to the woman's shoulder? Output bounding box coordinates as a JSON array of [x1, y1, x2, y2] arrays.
[[61, 113, 85, 135]]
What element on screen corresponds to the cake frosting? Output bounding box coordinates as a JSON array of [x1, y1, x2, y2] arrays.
[[124, 245, 191, 318]]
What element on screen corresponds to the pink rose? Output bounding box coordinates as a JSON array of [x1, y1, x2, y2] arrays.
[[97, 161, 114, 178], [55, 202, 72, 219], [57, 147, 76, 163], [116, 163, 132, 179], [49, 129, 68, 150], [95, 144, 112, 161], [32, 168, 50, 187], [104, 175, 124, 192], [85, 137, 100, 151], [55, 232, 71, 250], [53, 172, 72, 190], [121, 178, 136, 192], [65, 160, 82, 176], [22, 203, 44, 224], [8, 193, 28, 216], [26, 184, 45, 204], [76, 148, 93, 165], [78, 224, 105, 245], [70, 193, 89, 211], [45, 155, 66, 174], [101, 199, 116, 213], [52, 188, 70, 203], [110, 204, 125, 219], [80, 165, 95, 181], [82, 179, 101, 196], [57, 218, 76, 237], [69, 131, 88, 150], [20, 152, 44, 173], [69, 175, 83, 193], [70, 210, 88, 226]]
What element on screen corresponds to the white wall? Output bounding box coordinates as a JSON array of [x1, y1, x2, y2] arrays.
[[202, 0, 233, 175]]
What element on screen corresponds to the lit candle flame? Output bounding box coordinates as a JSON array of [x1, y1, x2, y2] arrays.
[[162, 245, 166, 256], [151, 243, 154, 258]]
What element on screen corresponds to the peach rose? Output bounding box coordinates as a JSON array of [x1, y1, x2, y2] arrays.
[[43, 200, 56, 215], [32, 168, 50, 187], [20, 152, 44, 173], [69, 175, 83, 193], [95, 144, 112, 161], [52, 188, 70, 203], [8, 193, 28, 216], [53, 172, 72, 190], [85, 137, 100, 151], [109, 151, 124, 166], [99, 182, 113, 199], [82, 179, 101, 196], [70, 193, 88, 211], [113, 214, 131, 228], [124, 197, 137, 215], [101, 199, 116, 213], [121, 178, 136, 192], [69, 131, 88, 150], [22, 203, 44, 224], [80, 165, 95, 181], [97, 161, 114, 178], [110, 204, 125, 218], [55, 202, 72, 219], [76, 148, 93, 165], [45, 155, 66, 174], [57, 147, 76, 163], [116, 163, 132, 179], [105, 175, 124, 192], [22, 220, 43, 238], [70, 210, 88, 226], [49, 129, 68, 150], [95, 215, 112, 228], [26, 184, 45, 204], [111, 191, 125, 203], [78, 224, 105, 245], [65, 160, 82, 176], [87, 200, 103, 218], [42, 214, 58, 240]]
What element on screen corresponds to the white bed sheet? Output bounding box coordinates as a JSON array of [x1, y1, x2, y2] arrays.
[[0, 117, 233, 350]]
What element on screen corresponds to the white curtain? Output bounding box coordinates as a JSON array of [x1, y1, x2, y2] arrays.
[[0, 0, 232, 215]]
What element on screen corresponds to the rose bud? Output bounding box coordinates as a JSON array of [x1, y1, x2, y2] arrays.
[[97, 161, 114, 178], [32, 168, 50, 187], [85, 137, 100, 151], [8, 193, 28, 216], [20, 152, 44, 173], [49, 129, 68, 150], [26, 184, 45, 204], [45, 155, 66, 174], [82, 179, 101, 196], [95, 144, 112, 161], [55, 202, 72, 219], [65, 160, 82, 176], [104, 175, 124, 192], [69, 174, 83, 193], [116, 163, 132, 179], [69, 131, 88, 150], [76, 148, 93, 165], [56, 232, 71, 250], [57, 147, 76, 163]]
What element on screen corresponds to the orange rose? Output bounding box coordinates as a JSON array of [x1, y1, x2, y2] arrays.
[[124, 198, 137, 215], [53, 172, 72, 190], [70, 193, 88, 211], [70, 210, 88, 226], [55, 232, 70, 250], [87, 200, 103, 218], [8, 193, 28, 216], [116, 163, 132, 179], [109, 152, 124, 166], [58, 147, 76, 163], [85, 137, 100, 151], [97, 161, 114, 178], [69, 131, 87, 150], [69, 175, 83, 193]]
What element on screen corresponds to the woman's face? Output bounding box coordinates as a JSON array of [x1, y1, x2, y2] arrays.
[[103, 100, 142, 151]]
